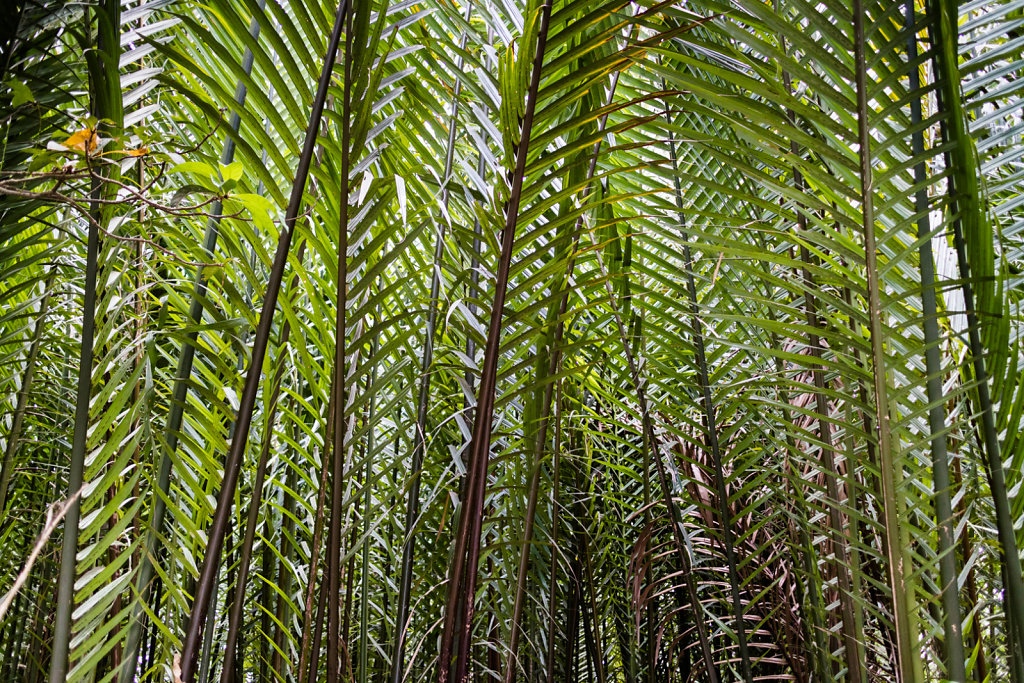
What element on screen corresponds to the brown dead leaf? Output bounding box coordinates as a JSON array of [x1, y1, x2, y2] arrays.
[[172, 652, 183, 683]]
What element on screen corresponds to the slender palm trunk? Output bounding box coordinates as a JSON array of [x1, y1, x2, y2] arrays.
[[49, 1, 122, 677], [906, 2, 968, 678], [390, 7, 475, 678], [326, 3, 354, 678], [438, 4, 555, 680], [120, 7, 268, 678], [853, 3, 922, 676], [178, 4, 350, 678], [931, 0, 1024, 661]]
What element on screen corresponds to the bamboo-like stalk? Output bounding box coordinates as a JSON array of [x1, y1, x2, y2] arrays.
[[119, 5, 268, 678], [438, 3, 555, 680], [49, 0, 122, 676], [143, 574, 163, 681], [258, 484, 274, 682], [389, 5, 475, 679], [930, 0, 1024, 661], [852, 3, 922, 678], [567, 560, 580, 679], [325, 2, 354, 678], [177, 3, 350, 678], [342, 503, 358, 681], [664, 112, 753, 683], [907, 1, 968, 678]]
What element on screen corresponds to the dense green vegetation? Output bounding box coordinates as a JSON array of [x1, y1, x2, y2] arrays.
[[1, 0, 1023, 681]]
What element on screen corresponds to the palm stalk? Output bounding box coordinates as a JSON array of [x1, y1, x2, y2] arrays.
[[49, 0, 122, 677], [389, 6, 474, 679], [119, 5, 267, 678], [219, 89, 309, 683], [325, 3, 354, 676], [930, 0, 1024, 660], [198, 521, 232, 683], [438, 2, 555, 679], [907, 1, 968, 678], [853, 2, 922, 678], [954, 456, 988, 681], [178, 2, 350, 678]]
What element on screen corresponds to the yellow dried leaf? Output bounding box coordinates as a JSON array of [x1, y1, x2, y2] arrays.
[[127, 147, 149, 157], [63, 128, 98, 153]]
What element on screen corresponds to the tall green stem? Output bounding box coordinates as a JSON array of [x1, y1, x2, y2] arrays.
[[853, 2, 921, 679], [931, 0, 1024, 663], [119, 5, 267, 679], [178, 3, 350, 678], [325, 2, 353, 676], [389, 6, 474, 679], [907, 1, 967, 678], [49, 0, 122, 678]]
